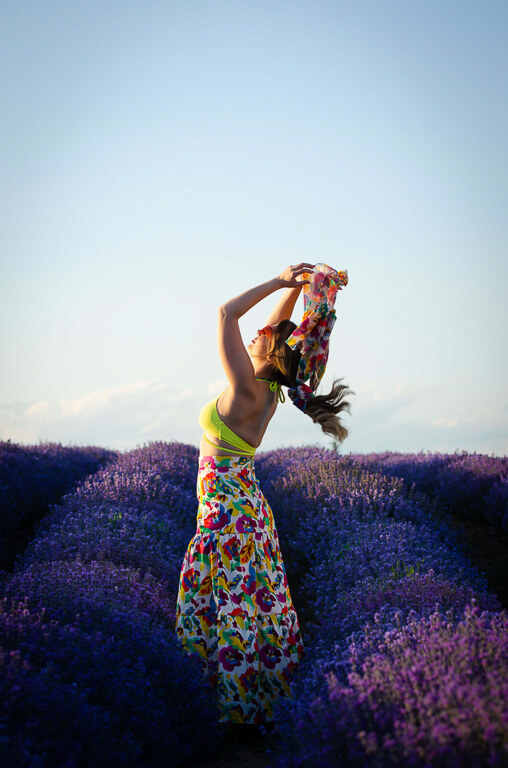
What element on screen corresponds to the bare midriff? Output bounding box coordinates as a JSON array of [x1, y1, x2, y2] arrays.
[[198, 433, 255, 459]]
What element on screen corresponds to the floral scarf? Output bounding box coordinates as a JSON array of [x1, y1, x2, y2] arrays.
[[286, 263, 348, 411]]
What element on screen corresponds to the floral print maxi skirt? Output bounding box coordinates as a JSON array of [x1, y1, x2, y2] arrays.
[[175, 454, 305, 724]]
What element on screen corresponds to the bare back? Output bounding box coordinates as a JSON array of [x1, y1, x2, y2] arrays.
[[198, 380, 278, 458]]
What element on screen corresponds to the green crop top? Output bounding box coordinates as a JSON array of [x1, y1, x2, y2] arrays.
[[198, 378, 284, 457]]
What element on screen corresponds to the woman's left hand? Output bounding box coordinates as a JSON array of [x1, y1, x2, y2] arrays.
[[276, 263, 314, 287]]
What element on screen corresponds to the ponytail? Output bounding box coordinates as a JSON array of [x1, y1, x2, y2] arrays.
[[266, 321, 355, 443], [303, 378, 354, 442]]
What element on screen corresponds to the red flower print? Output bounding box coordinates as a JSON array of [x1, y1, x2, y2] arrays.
[[203, 509, 229, 530], [281, 660, 300, 683], [195, 537, 213, 555], [223, 536, 241, 560], [263, 539, 276, 560], [238, 667, 257, 694], [182, 567, 199, 593]]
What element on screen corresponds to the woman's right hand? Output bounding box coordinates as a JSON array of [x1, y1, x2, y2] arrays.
[[276, 263, 315, 287]]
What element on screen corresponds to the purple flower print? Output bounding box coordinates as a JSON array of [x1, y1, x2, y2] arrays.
[[237, 515, 256, 533], [256, 586, 275, 613], [218, 587, 230, 609], [259, 643, 282, 670], [218, 645, 244, 672], [231, 584, 245, 609]]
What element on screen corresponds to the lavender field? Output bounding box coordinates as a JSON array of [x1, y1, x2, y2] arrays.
[[0, 440, 506, 767], [0, 440, 118, 571]]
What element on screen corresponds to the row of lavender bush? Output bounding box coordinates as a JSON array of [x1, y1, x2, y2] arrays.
[[0, 440, 118, 569], [0, 441, 222, 768], [341, 449, 508, 530], [254, 447, 507, 768]]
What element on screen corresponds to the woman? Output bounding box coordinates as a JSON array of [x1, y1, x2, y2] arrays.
[[175, 263, 353, 730]]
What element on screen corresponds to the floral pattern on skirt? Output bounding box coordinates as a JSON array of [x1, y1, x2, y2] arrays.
[[175, 454, 305, 724]]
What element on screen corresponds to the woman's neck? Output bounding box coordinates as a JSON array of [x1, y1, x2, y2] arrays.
[[252, 362, 275, 379]]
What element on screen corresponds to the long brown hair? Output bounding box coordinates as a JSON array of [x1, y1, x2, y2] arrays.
[[266, 320, 355, 443]]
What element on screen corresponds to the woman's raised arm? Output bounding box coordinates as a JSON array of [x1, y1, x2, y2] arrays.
[[217, 265, 313, 395], [263, 284, 304, 327]]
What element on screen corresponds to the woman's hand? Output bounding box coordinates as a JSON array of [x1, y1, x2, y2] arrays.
[[276, 263, 315, 287]]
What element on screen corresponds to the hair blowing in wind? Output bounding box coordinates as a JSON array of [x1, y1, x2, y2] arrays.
[[304, 377, 355, 442]]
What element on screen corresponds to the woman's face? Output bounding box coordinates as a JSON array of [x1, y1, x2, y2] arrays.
[[247, 324, 274, 357]]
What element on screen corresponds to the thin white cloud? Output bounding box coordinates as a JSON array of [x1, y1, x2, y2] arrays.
[[206, 378, 228, 395], [24, 401, 50, 417], [60, 379, 156, 417], [174, 388, 194, 403], [433, 418, 459, 427], [1, 378, 506, 456], [0, 379, 204, 448]]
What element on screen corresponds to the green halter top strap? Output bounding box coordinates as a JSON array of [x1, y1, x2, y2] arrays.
[[255, 377, 286, 403]]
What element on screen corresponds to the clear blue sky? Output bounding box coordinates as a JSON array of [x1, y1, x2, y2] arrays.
[[1, 0, 507, 456]]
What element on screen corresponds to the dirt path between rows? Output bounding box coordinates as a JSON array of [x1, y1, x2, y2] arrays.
[[443, 510, 508, 608]]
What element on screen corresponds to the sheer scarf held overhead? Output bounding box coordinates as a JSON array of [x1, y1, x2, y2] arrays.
[[286, 263, 348, 412]]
